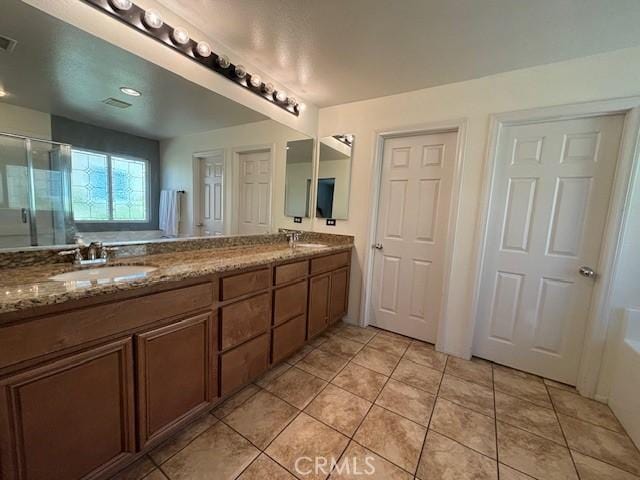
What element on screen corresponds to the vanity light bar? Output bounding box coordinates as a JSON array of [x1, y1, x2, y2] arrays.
[[84, 0, 302, 116]]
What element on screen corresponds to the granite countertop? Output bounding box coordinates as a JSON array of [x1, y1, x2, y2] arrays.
[[0, 242, 352, 315]]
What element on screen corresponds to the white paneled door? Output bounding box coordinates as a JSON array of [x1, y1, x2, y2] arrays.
[[238, 149, 272, 235], [370, 131, 458, 342], [474, 114, 624, 384], [198, 151, 225, 235]]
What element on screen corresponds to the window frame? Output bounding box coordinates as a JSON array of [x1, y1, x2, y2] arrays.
[[70, 147, 150, 224]]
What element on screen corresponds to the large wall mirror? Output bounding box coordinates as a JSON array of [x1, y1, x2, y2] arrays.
[[316, 135, 354, 220], [0, 0, 314, 249], [284, 139, 314, 218]]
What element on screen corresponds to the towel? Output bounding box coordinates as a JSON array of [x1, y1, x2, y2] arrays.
[[159, 190, 180, 237]]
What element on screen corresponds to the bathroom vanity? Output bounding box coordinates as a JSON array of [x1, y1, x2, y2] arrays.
[[0, 237, 352, 480]]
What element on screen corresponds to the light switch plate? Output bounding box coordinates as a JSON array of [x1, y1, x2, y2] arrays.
[[326, 218, 336, 226]]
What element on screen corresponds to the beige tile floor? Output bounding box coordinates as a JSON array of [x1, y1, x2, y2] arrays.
[[111, 321, 640, 480]]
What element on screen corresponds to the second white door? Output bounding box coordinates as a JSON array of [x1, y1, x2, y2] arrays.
[[237, 149, 272, 235], [370, 131, 458, 342], [473, 114, 624, 384]]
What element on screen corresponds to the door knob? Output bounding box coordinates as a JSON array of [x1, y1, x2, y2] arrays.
[[372, 243, 383, 250], [579, 266, 596, 279]]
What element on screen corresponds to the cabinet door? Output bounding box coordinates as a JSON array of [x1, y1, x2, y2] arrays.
[[220, 333, 270, 396], [0, 339, 135, 480], [329, 267, 349, 324], [273, 280, 307, 326], [272, 315, 306, 364], [136, 313, 214, 448], [308, 274, 330, 339]]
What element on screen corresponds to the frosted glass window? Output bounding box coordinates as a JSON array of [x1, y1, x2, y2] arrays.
[[71, 149, 148, 222]]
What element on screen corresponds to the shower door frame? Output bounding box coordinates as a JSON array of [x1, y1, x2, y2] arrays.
[[0, 132, 73, 247]]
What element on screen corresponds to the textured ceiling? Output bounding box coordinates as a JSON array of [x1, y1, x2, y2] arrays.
[[0, 0, 267, 140], [157, 0, 640, 107]]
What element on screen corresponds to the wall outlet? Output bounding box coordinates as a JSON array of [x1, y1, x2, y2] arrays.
[[326, 218, 336, 226], [293, 217, 302, 223]]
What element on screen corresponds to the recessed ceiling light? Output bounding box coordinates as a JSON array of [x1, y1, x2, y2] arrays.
[[120, 87, 141, 97]]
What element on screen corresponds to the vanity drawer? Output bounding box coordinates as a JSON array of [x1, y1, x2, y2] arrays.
[[0, 282, 214, 369], [220, 333, 269, 396], [310, 252, 349, 275], [274, 260, 308, 285], [220, 293, 270, 350], [272, 315, 306, 364], [221, 268, 270, 301], [273, 280, 307, 326]]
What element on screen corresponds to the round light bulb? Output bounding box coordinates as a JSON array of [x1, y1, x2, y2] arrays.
[[110, 0, 133, 11], [195, 41, 211, 57], [217, 55, 230, 68], [143, 9, 163, 29], [263, 82, 275, 95], [286, 96, 297, 107], [234, 64, 247, 79], [296, 102, 307, 113], [0, 90, 7, 98], [275, 90, 287, 103], [172, 27, 190, 45], [249, 74, 262, 88]]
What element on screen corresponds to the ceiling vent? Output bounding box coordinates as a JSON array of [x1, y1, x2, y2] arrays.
[[102, 97, 132, 109], [0, 35, 18, 54]]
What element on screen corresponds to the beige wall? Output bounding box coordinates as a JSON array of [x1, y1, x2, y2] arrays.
[[285, 162, 312, 217], [317, 46, 640, 363], [0, 103, 51, 139], [160, 120, 310, 234]]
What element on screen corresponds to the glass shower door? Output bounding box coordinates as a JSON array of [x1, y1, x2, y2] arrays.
[[0, 133, 73, 248], [30, 139, 74, 246], [0, 134, 31, 247]]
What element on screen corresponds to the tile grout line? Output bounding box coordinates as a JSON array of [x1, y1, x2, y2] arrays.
[[492, 363, 501, 480], [545, 381, 582, 480], [414, 352, 449, 480]]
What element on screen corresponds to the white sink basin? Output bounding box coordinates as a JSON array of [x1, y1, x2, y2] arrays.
[[50, 265, 157, 282], [294, 243, 328, 248]]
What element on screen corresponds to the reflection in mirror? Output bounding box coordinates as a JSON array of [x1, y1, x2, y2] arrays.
[[316, 135, 354, 220], [0, 0, 312, 249], [284, 139, 314, 218]]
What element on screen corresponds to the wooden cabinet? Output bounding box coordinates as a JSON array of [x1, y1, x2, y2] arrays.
[[275, 260, 308, 285], [329, 267, 349, 324], [0, 246, 351, 479], [272, 315, 306, 363], [220, 293, 270, 350], [308, 274, 331, 339], [0, 282, 214, 370], [220, 333, 270, 396], [310, 252, 349, 275], [273, 280, 307, 326], [221, 268, 269, 300], [0, 339, 135, 480], [136, 313, 215, 448]]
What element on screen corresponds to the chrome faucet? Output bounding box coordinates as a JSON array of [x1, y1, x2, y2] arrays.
[[58, 240, 119, 266], [287, 231, 302, 248]]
